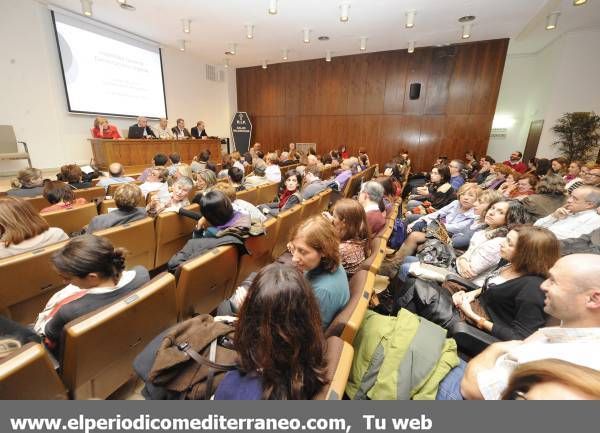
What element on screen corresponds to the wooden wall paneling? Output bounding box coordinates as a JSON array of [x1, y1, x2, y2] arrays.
[[319, 116, 349, 150], [362, 115, 383, 161], [299, 60, 319, 115], [265, 63, 285, 115], [345, 115, 366, 153], [424, 47, 456, 115], [282, 116, 301, 148], [383, 50, 408, 114], [442, 115, 470, 158], [283, 63, 301, 116], [236, 68, 248, 112], [346, 55, 369, 115], [467, 114, 494, 156], [244, 67, 259, 116], [318, 57, 350, 115], [397, 115, 424, 170], [419, 115, 446, 163], [364, 52, 387, 114], [402, 47, 433, 115], [470, 40, 508, 114], [446, 43, 478, 115], [298, 116, 321, 144]]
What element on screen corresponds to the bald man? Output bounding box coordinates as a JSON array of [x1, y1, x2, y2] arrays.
[[97, 162, 135, 191], [442, 254, 600, 400]]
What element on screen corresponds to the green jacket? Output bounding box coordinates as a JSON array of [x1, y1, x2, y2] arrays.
[[346, 309, 459, 400]]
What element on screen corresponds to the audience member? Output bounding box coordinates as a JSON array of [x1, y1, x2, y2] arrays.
[[498, 170, 518, 197], [34, 235, 150, 356], [153, 118, 173, 139], [91, 117, 122, 139], [128, 117, 156, 139], [138, 153, 169, 182], [171, 118, 191, 138], [215, 263, 328, 400], [534, 186, 600, 239], [191, 150, 211, 173], [7, 168, 46, 197], [501, 359, 600, 400], [264, 153, 282, 183], [243, 165, 270, 189], [302, 166, 329, 200], [193, 190, 251, 239], [146, 177, 193, 216], [564, 160, 582, 182], [550, 157, 568, 176], [358, 181, 386, 235], [454, 254, 600, 400], [139, 167, 169, 199], [228, 167, 246, 191], [535, 158, 552, 178], [333, 159, 353, 191], [509, 174, 537, 199], [449, 160, 466, 190], [218, 154, 233, 178], [406, 165, 455, 218], [260, 170, 303, 216], [56, 164, 92, 189], [328, 199, 371, 278], [196, 169, 217, 192], [482, 164, 513, 190], [167, 153, 182, 176], [503, 151, 527, 174], [168, 163, 195, 187], [0, 197, 68, 259], [87, 184, 147, 233], [474, 156, 495, 184], [288, 216, 350, 329], [450, 189, 503, 250], [98, 163, 134, 191], [41, 181, 87, 213], [579, 164, 600, 188], [375, 176, 396, 213], [521, 174, 566, 220], [210, 182, 267, 225], [450, 226, 559, 340], [231, 151, 245, 172]]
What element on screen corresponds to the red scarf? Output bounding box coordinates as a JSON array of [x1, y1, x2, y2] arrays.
[[279, 189, 295, 209]]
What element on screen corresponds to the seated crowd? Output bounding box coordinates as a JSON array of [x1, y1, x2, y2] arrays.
[[1, 144, 599, 401]]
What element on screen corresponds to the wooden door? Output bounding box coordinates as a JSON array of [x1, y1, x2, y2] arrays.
[[523, 120, 544, 163]]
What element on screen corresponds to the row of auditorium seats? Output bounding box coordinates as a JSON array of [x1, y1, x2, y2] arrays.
[[0, 188, 363, 400]]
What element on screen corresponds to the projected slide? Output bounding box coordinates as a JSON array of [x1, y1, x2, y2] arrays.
[[53, 12, 166, 118]]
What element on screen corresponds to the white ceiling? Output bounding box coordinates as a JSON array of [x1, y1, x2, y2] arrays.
[[44, 0, 600, 67]]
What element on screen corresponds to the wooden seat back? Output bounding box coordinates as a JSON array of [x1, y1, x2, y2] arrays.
[[154, 204, 198, 268], [41, 203, 98, 235], [176, 246, 239, 318], [0, 241, 68, 324], [60, 273, 177, 399], [0, 343, 68, 400], [92, 218, 156, 270]]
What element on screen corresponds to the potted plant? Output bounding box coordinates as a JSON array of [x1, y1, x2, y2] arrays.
[[551, 112, 600, 163]]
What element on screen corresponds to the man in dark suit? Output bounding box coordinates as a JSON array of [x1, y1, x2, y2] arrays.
[[171, 118, 191, 139], [127, 117, 156, 139], [191, 120, 208, 139]]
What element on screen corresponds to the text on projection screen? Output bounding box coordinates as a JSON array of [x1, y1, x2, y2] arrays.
[[55, 20, 166, 118]]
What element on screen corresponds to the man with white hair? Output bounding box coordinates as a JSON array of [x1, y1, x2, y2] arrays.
[[128, 116, 156, 139], [358, 181, 386, 235], [534, 186, 600, 239], [97, 163, 134, 191], [436, 254, 600, 400]]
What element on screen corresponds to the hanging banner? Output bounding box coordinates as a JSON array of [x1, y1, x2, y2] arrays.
[[231, 112, 252, 154]]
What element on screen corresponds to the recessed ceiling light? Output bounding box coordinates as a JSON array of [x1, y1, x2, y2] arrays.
[[246, 24, 254, 39], [546, 12, 560, 30], [405, 10, 416, 28], [340, 3, 350, 22], [360, 36, 367, 51], [326, 51, 332, 62], [462, 22, 472, 39], [408, 40, 415, 53], [303, 28, 311, 43], [573, 0, 587, 5], [182, 19, 191, 34], [262, 60, 268, 69], [118, 1, 135, 11], [268, 0, 277, 15], [282, 49, 288, 60], [179, 40, 186, 52], [224, 59, 230, 69], [81, 0, 92, 17], [318, 35, 330, 41], [458, 15, 476, 23]]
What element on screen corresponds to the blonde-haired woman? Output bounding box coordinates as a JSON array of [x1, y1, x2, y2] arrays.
[[7, 168, 45, 197], [0, 197, 68, 259]]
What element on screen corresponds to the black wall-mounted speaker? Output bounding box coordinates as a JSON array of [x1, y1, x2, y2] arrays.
[[409, 82, 421, 100]]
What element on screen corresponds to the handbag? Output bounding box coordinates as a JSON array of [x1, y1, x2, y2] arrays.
[[416, 220, 456, 269], [134, 315, 237, 400]]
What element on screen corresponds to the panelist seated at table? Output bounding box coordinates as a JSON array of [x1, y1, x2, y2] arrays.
[[91, 116, 122, 139], [191, 120, 208, 139], [153, 118, 173, 139], [171, 118, 191, 139], [128, 116, 157, 139]]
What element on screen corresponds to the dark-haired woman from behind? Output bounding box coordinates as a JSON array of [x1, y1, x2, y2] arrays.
[[215, 263, 329, 400], [33, 235, 150, 356], [195, 190, 251, 238], [40, 181, 88, 213]]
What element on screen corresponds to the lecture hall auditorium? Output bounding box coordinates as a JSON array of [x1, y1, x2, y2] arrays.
[[1, 0, 599, 401]]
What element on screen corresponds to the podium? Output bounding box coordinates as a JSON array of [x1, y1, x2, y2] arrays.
[[89, 138, 221, 172]]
